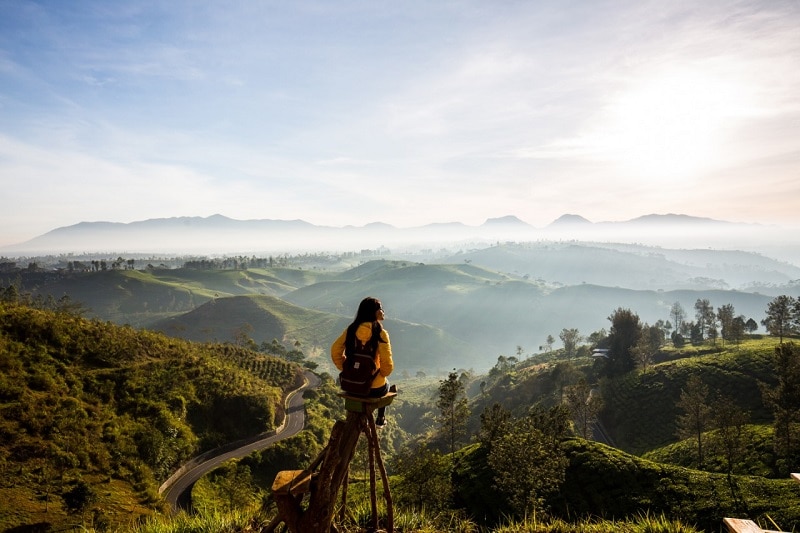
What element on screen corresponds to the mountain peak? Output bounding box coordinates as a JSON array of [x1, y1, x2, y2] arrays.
[[626, 213, 726, 225], [483, 215, 529, 227], [549, 214, 592, 226]]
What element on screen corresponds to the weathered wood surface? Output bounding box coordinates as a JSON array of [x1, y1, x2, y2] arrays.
[[722, 517, 784, 533], [271, 469, 311, 498], [269, 393, 396, 532]]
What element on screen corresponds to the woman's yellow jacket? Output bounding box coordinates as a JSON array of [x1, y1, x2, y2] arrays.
[[331, 321, 394, 389]]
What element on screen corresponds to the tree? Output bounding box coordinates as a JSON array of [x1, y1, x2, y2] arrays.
[[670, 302, 686, 337], [676, 375, 712, 468], [488, 355, 516, 378], [550, 361, 581, 403], [694, 298, 715, 342], [559, 328, 582, 359], [565, 378, 602, 439], [745, 317, 758, 335], [710, 395, 749, 479], [761, 342, 800, 473], [586, 328, 607, 347], [632, 323, 664, 372], [477, 403, 512, 451], [730, 315, 746, 346], [717, 304, 735, 345], [605, 308, 641, 376], [544, 334, 555, 352], [488, 406, 569, 517], [391, 443, 452, 511], [762, 295, 798, 343], [437, 371, 470, 455], [216, 464, 256, 511], [689, 321, 703, 346], [62, 480, 96, 515]]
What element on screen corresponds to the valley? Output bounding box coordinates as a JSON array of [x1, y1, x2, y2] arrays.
[[2, 236, 800, 532]]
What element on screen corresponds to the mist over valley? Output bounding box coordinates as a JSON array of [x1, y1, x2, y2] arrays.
[[3, 213, 798, 373]]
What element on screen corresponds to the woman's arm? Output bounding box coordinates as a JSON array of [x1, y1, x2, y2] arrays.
[[330, 329, 347, 371], [378, 329, 394, 377]]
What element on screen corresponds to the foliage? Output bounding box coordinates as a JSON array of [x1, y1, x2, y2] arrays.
[[554, 438, 800, 532], [390, 443, 453, 511], [600, 339, 779, 453], [0, 301, 300, 531], [605, 308, 641, 376], [477, 402, 512, 451], [761, 295, 799, 343], [761, 341, 800, 474], [565, 378, 602, 439], [488, 406, 570, 518], [675, 375, 712, 467], [437, 371, 470, 454]]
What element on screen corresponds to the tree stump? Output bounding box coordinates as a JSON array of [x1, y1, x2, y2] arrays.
[[269, 392, 396, 533]]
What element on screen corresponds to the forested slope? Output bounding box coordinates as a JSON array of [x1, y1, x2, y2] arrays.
[[0, 301, 302, 531]]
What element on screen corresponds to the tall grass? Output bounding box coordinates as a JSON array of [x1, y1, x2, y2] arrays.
[[129, 506, 266, 533], [491, 512, 701, 533], [107, 503, 705, 533]]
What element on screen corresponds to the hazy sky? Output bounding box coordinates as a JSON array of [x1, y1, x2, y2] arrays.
[[1, 0, 799, 247]]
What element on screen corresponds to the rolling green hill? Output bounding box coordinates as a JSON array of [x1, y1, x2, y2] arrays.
[[8, 259, 783, 372], [283, 260, 775, 370], [439, 241, 800, 291], [0, 301, 302, 531], [12, 267, 336, 327], [452, 439, 800, 531], [600, 339, 781, 454], [150, 293, 475, 374]]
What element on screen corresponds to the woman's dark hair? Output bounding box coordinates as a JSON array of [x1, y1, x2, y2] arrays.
[[345, 297, 383, 353]]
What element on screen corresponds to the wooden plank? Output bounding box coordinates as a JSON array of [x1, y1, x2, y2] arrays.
[[723, 518, 763, 533], [723, 518, 787, 533], [272, 469, 311, 496], [339, 392, 397, 413]]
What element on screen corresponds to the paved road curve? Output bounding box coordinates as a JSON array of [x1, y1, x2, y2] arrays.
[[160, 371, 321, 511]]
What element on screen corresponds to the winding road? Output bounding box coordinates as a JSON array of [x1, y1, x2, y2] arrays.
[[159, 370, 321, 511]]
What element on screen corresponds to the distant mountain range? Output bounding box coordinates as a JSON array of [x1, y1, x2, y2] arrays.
[[3, 212, 781, 257]]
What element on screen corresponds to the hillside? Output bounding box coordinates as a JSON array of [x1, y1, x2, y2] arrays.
[[0, 301, 302, 531], [452, 439, 800, 531], [468, 338, 785, 455], [150, 294, 475, 374], [2, 267, 331, 327], [6, 214, 797, 268], [438, 241, 800, 291], [600, 340, 781, 454], [282, 260, 775, 370], [6, 258, 784, 371]]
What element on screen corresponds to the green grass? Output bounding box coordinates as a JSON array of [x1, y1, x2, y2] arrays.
[[118, 503, 704, 533]]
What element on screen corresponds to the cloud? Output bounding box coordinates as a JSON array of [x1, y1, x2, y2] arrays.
[[1, 0, 799, 246]]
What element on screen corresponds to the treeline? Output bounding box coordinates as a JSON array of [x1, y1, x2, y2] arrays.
[[0, 250, 364, 273], [384, 294, 800, 529], [539, 294, 799, 375]]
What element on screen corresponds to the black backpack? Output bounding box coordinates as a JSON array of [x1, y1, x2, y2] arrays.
[[339, 326, 380, 396]]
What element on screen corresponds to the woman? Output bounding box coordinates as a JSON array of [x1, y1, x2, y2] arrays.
[[331, 297, 394, 427]]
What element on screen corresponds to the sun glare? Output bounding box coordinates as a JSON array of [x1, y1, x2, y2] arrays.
[[595, 67, 750, 181]]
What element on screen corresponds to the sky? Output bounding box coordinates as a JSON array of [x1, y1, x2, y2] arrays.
[[1, 0, 799, 248]]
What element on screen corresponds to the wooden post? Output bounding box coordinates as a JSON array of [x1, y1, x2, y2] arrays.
[[269, 392, 396, 533]]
